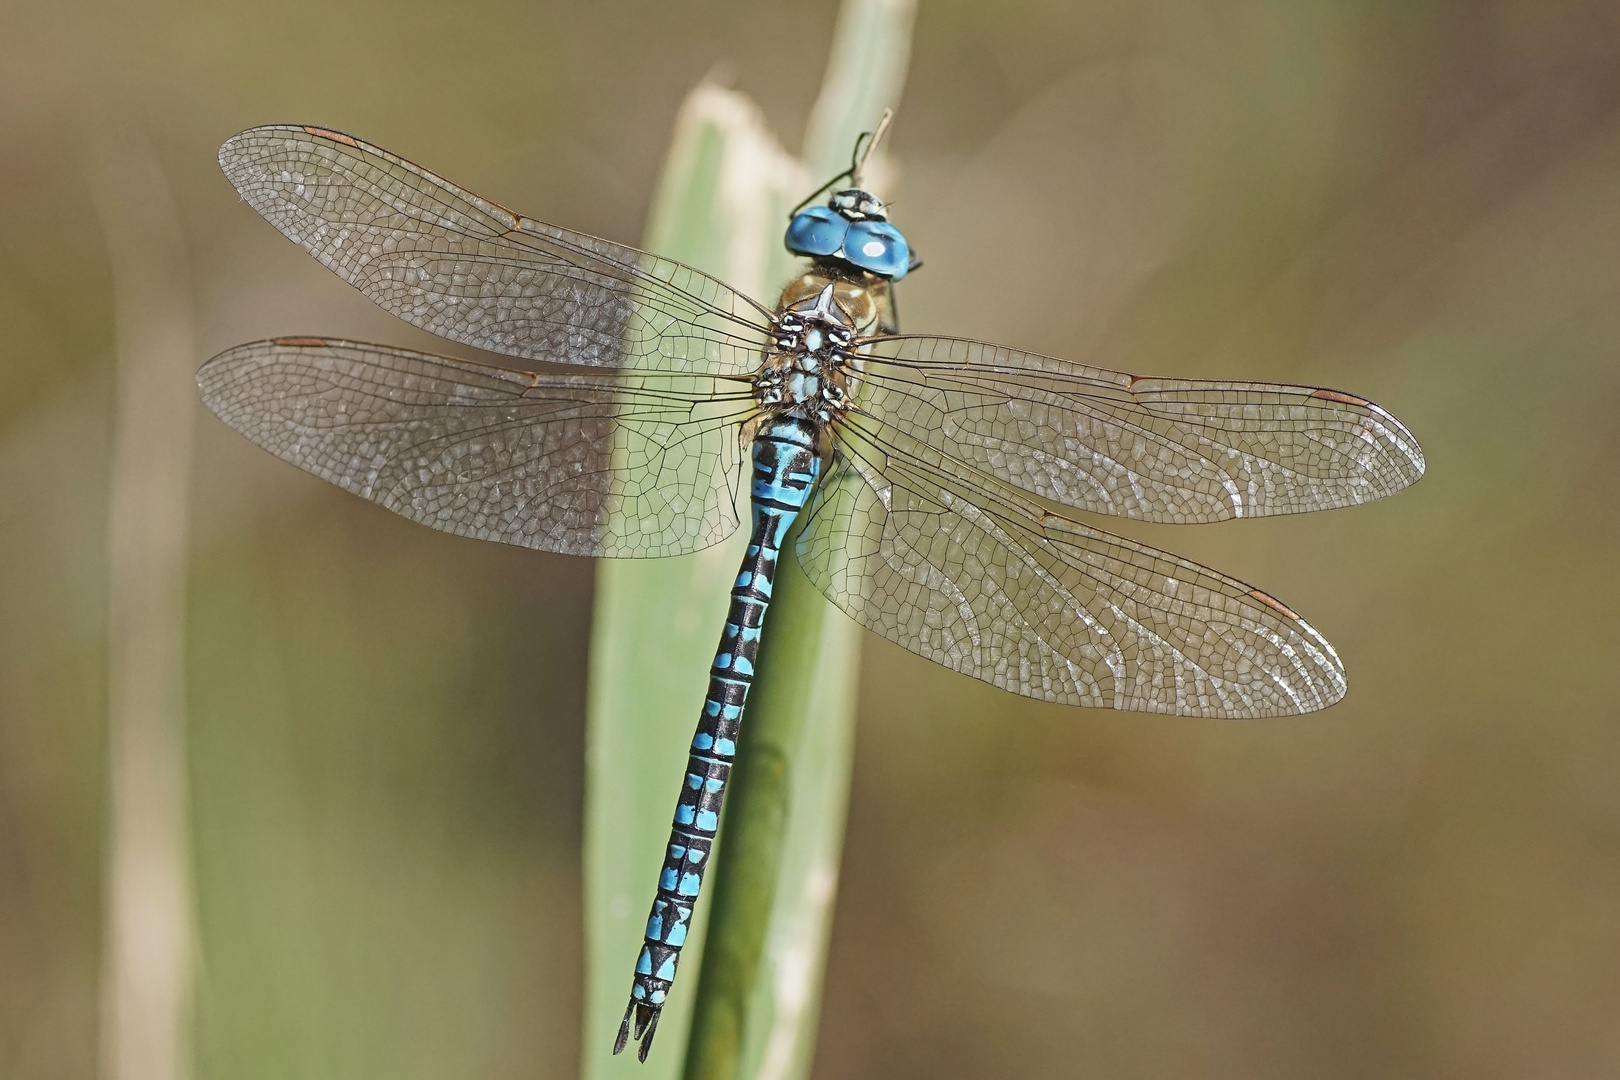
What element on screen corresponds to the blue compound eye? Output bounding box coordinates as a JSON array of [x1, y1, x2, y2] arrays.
[[784, 206, 847, 257], [843, 219, 911, 280]]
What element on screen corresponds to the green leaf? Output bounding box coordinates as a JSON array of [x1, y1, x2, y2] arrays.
[[583, 5, 915, 1078]]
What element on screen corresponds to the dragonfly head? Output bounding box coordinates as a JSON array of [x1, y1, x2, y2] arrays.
[[785, 188, 912, 281]]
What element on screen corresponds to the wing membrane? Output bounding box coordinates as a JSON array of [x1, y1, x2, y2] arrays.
[[198, 338, 755, 558], [218, 125, 772, 375], [799, 413, 1347, 717], [856, 336, 1425, 523]]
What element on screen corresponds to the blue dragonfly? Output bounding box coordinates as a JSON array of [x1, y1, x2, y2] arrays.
[[198, 123, 1425, 1062]]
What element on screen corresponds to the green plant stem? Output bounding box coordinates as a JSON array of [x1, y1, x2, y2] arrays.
[[679, 4, 915, 1079], [584, 4, 914, 1079]]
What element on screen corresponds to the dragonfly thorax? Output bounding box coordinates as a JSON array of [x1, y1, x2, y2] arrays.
[[755, 281, 864, 425]]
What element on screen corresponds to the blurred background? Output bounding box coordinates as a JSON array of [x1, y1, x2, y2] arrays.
[[3, 1, 1619, 1077]]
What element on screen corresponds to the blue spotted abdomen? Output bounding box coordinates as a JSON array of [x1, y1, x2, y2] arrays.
[[616, 414, 822, 1060]]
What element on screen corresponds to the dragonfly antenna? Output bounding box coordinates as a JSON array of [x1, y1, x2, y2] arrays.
[[787, 108, 898, 219], [850, 108, 894, 189]]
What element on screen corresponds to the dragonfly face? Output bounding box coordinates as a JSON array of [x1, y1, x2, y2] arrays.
[[785, 186, 912, 280], [197, 123, 1426, 1062]]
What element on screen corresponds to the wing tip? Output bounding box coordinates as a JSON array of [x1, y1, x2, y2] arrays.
[[218, 123, 367, 175], [195, 345, 246, 412], [196, 337, 330, 398], [1399, 416, 1428, 481], [1244, 588, 1350, 715], [1309, 386, 1428, 495]]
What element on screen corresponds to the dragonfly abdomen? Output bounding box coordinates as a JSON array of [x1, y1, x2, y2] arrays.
[[616, 414, 822, 1062]]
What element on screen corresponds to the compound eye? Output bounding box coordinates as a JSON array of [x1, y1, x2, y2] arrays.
[[843, 220, 911, 280], [785, 206, 847, 257]]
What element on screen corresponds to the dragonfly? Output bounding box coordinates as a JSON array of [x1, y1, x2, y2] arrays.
[[197, 121, 1425, 1062]]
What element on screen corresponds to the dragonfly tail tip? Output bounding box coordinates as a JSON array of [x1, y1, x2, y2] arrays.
[[613, 998, 662, 1061], [636, 1001, 662, 1062], [613, 1001, 633, 1056]]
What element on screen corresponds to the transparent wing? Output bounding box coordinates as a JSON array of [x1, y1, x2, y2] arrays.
[[798, 414, 1347, 717], [855, 336, 1425, 522], [198, 337, 756, 558], [218, 125, 773, 375]]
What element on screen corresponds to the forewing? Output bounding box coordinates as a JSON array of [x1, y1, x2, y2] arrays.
[[218, 125, 772, 375], [857, 336, 1425, 522], [798, 415, 1347, 717], [198, 338, 754, 558]]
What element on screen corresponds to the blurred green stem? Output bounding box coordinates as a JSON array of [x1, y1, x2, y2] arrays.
[[680, 5, 915, 1079]]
